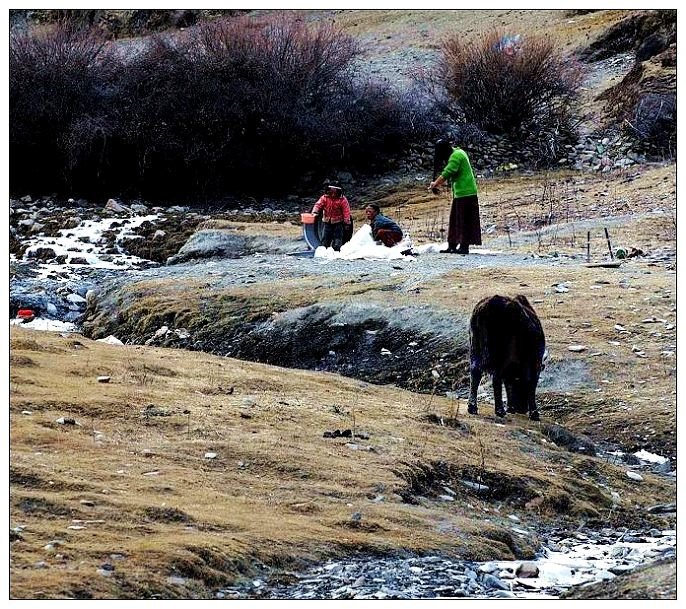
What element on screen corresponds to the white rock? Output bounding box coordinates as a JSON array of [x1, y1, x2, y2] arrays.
[[568, 345, 587, 352], [104, 199, 127, 213], [204, 452, 218, 460], [626, 471, 644, 481], [154, 326, 169, 338], [97, 335, 124, 346]]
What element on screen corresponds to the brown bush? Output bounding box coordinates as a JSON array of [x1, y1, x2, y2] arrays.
[[438, 30, 583, 135], [10, 14, 436, 200]]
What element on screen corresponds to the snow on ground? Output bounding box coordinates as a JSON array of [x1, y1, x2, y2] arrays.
[[482, 529, 676, 597], [10, 318, 76, 332], [314, 225, 505, 260], [22, 214, 159, 278]]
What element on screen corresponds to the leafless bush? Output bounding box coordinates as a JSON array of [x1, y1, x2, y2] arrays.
[[11, 13, 435, 199], [421, 30, 583, 166], [9, 22, 114, 194], [625, 93, 676, 156]]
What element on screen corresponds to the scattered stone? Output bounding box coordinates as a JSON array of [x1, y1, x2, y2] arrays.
[[460, 480, 490, 493], [516, 562, 539, 578], [567, 345, 587, 352], [626, 471, 644, 482], [105, 199, 127, 213], [204, 452, 218, 460], [481, 573, 509, 590], [96, 336, 124, 346], [56, 417, 78, 425], [97, 376, 111, 383]]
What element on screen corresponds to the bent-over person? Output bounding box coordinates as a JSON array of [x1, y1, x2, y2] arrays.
[[429, 138, 482, 254], [365, 204, 403, 247]]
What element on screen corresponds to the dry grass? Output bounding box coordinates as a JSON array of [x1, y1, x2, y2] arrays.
[[10, 313, 675, 598], [256, 9, 634, 54]]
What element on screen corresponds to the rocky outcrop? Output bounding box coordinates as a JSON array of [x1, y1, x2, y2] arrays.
[[578, 10, 676, 63]]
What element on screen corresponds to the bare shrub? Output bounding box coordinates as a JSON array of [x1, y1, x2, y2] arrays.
[[11, 13, 435, 199], [628, 93, 676, 154], [9, 22, 115, 194], [423, 30, 583, 166]]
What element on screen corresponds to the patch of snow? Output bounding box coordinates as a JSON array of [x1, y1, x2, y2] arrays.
[[22, 214, 159, 279], [10, 318, 76, 332], [633, 449, 668, 464]]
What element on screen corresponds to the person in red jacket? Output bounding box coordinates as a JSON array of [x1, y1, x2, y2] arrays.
[[311, 182, 352, 251]]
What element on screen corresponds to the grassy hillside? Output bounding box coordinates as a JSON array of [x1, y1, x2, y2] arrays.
[[9, 9, 676, 600]]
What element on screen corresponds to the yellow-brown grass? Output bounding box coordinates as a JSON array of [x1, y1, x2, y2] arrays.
[[10, 320, 674, 598]]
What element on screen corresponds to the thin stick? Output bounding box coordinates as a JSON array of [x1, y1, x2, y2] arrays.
[[604, 227, 614, 259], [586, 231, 591, 263]]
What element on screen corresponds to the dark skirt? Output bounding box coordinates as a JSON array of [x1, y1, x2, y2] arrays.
[[376, 228, 403, 247], [448, 194, 482, 246]]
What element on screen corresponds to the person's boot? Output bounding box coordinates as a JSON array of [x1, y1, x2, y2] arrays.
[[440, 243, 458, 253], [456, 244, 469, 255]]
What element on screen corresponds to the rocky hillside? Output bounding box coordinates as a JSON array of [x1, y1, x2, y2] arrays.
[[9, 9, 676, 601]]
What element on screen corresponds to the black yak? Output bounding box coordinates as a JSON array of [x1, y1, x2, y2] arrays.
[[467, 295, 546, 421]]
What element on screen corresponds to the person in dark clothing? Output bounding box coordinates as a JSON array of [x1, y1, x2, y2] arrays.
[[429, 138, 482, 254], [365, 204, 403, 247]]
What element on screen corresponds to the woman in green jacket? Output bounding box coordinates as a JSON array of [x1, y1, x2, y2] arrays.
[[429, 138, 482, 254]]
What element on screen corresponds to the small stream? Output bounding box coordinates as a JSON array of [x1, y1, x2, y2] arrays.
[[215, 527, 676, 600]]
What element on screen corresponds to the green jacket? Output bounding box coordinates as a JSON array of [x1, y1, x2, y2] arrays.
[[440, 147, 478, 199]]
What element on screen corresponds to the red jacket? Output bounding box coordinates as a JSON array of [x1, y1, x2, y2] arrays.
[[312, 194, 351, 224]]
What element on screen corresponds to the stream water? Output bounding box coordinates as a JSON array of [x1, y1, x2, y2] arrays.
[[214, 527, 676, 600]]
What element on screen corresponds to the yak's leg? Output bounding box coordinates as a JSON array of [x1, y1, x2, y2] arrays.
[[527, 381, 540, 421], [493, 373, 506, 417], [504, 381, 514, 415], [467, 361, 482, 415]]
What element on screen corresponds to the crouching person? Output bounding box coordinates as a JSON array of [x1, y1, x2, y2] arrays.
[[365, 204, 403, 247]]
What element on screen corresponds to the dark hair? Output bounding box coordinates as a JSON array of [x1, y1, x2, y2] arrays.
[[433, 138, 454, 180], [366, 203, 381, 214]]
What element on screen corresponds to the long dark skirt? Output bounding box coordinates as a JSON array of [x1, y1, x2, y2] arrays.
[[447, 194, 482, 246]]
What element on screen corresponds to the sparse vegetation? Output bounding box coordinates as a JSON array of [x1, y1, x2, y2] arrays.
[[423, 29, 584, 166]]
